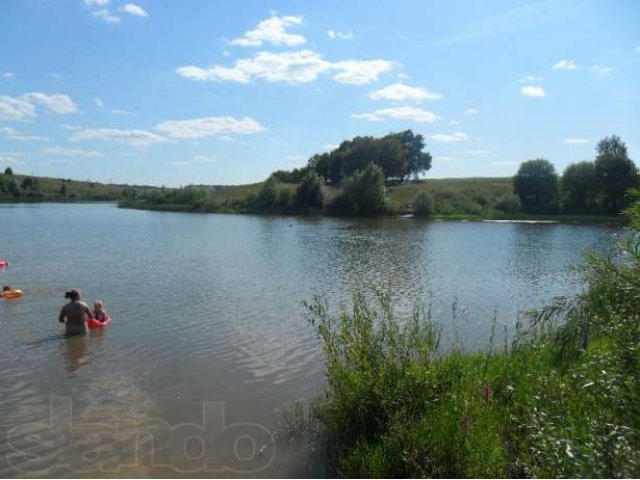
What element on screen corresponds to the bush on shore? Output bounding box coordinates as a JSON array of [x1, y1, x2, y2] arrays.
[[301, 191, 640, 477]]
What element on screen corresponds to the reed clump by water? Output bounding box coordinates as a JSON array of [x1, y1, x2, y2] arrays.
[[299, 191, 640, 478]]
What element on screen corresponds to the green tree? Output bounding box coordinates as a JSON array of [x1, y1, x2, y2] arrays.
[[514, 159, 559, 213], [294, 171, 324, 210], [392, 130, 432, 180], [4, 167, 13, 175], [561, 161, 599, 213], [333, 163, 387, 214], [7, 178, 20, 197], [255, 175, 280, 209], [594, 135, 639, 213]]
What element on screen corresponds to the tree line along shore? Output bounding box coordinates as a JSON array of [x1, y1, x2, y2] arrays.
[[2, 132, 637, 222]]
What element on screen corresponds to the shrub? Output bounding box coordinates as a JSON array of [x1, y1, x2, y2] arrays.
[[413, 191, 435, 216], [331, 163, 387, 214], [495, 193, 521, 214], [294, 171, 324, 210]]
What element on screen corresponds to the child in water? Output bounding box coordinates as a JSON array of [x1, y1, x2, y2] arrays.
[[93, 300, 109, 322]]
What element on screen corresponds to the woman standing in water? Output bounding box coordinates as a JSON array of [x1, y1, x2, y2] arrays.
[[58, 289, 93, 336]]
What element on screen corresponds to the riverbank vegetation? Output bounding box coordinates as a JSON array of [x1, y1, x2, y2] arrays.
[[119, 132, 637, 221], [296, 193, 640, 477], [0, 168, 156, 202]]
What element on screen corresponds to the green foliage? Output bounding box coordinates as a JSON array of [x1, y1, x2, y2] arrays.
[[4, 167, 13, 175], [413, 191, 435, 216], [331, 163, 387, 214], [255, 176, 280, 209], [562, 161, 599, 213], [309, 130, 431, 185], [494, 193, 521, 214], [514, 158, 559, 213], [293, 171, 324, 210], [303, 211, 640, 477], [594, 135, 639, 213], [271, 166, 311, 184]]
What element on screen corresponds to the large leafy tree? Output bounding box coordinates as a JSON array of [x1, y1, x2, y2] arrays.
[[514, 159, 559, 213], [391, 130, 432, 181], [307, 130, 431, 185], [594, 135, 639, 213], [561, 161, 598, 213]]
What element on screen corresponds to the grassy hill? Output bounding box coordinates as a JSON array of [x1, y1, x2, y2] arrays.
[[0, 171, 158, 202]]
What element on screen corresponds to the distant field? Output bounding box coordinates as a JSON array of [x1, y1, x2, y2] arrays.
[[386, 177, 514, 213], [0, 172, 157, 202]]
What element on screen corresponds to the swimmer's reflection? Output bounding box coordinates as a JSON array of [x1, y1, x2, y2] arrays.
[[61, 334, 89, 374]]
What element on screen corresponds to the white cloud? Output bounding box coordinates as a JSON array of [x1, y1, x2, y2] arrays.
[[120, 3, 148, 17], [519, 75, 544, 83], [229, 13, 305, 47], [1, 127, 49, 142], [463, 108, 479, 115], [552, 59, 578, 70], [3, 72, 14, 78], [466, 149, 489, 155], [0, 155, 23, 164], [448, 119, 461, 125], [94, 97, 104, 108], [0, 96, 36, 120], [171, 155, 216, 166], [429, 132, 468, 142], [59, 124, 82, 131], [156, 116, 266, 139], [72, 128, 166, 146], [49, 72, 62, 79], [41, 146, 103, 157], [193, 155, 216, 163], [352, 106, 438, 123], [222, 50, 231, 57], [434, 155, 455, 162], [369, 83, 442, 101], [591, 65, 613, 76], [110, 109, 134, 115], [331, 59, 393, 85], [85, 0, 109, 6], [92, 8, 121, 23], [22, 92, 78, 114], [327, 29, 353, 40], [564, 138, 590, 144], [178, 50, 330, 84], [323, 144, 338, 151], [177, 50, 392, 85], [636, 46, 640, 54], [521, 85, 547, 97]]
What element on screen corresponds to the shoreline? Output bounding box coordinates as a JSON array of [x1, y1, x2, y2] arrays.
[[117, 201, 628, 225]]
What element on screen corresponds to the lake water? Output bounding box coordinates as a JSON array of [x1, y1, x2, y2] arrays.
[[0, 203, 623, 478]]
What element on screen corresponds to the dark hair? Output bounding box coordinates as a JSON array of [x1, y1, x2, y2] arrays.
[[2, 285, 11, 292], [65, 289, 80, 301]]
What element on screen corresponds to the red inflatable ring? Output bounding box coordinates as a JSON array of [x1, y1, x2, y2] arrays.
[[87, 316, 112, 329]]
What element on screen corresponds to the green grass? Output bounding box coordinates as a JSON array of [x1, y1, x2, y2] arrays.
[[120, 176, 627, 223], [293, 199, 640, 477], [0, 172, 156, 202]]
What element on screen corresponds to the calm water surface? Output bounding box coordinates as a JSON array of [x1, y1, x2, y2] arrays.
[[0, 203, 623, 477]]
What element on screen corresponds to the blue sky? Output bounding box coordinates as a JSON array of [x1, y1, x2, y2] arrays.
[[0, 0, 638, 186]]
